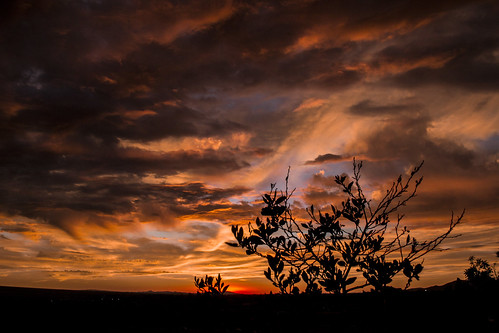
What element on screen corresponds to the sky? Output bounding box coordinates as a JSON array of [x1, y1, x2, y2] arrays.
[[0, 0, 498, 293]]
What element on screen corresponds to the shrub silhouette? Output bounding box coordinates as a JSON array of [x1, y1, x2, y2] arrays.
[[194, 274, 229, 295], [465, 256, 497, 285], [228, 159, 464, 294]]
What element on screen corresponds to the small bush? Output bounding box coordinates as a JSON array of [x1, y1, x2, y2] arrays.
[[194, 274, 229, 295], [464, 256, 497, 284]]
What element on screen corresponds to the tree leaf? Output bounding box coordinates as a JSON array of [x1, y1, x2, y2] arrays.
[[345, 277, 357, 285], [248, 235, 264, 245], [277, 261, 284, 274], [264, 194, 272, 203], [267, 255, 277, 269], [264, 269, 271, 280], [403, 266, 412, 278], [275, 196, 286, 205]]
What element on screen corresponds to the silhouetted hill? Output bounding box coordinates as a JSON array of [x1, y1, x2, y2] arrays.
[[410, 277, 499, 292], [1, 283, 497, 332]]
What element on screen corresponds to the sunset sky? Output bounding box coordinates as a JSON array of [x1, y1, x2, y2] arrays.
[[0, 0, 498, 293]]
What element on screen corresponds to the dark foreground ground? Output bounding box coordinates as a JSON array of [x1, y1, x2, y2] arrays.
[[1, 282, 498, 332]]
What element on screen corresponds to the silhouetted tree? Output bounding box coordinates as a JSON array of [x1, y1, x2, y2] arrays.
[[464, 255, 498, 286], [228, 159, 464, 294], [194, 274, 229, 295]]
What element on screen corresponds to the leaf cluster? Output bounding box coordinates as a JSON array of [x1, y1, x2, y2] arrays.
[[464, 256, 497, 283], [194, 274, 230, 295]]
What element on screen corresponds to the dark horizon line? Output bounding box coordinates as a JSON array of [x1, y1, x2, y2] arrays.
[[0, 278, 466, 295]]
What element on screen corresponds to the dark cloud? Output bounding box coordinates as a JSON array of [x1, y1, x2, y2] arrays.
[[302, 186, 344, 207], [349, 99, 422, 116], [392, 53, 499, 92], [310, 172, 342, 188], [356, 114, 477, 174], [118, 237, 189, 261], [305, 153, 346, 165], [479, 134, 499, 154], [346, 112, 499, 220], [0, 0, 494, 199], [376, 1, 499, 91], [403, 182, 499, 222], [1, 0, 494, 104], [0, 168, 249, 235], [300, 169, 350, 206], [0, 247, 24, 260], [0, 225, 32, 233]]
